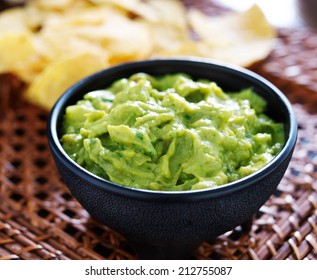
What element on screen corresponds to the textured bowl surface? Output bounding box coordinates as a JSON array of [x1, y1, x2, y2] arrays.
[[47, 59, 297, 259]]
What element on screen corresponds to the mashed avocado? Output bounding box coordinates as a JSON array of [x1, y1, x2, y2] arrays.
[[61, 73, 284, 191]]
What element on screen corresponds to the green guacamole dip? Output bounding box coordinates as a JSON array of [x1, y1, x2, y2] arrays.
[[61, 73, 284, 191]]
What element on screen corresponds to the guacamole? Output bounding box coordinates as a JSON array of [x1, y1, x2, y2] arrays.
[[61, 73, 284, 191]]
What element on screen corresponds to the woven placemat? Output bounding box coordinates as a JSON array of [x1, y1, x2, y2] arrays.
[[1, 2, 317, 260], [252, 28, 317, 113]]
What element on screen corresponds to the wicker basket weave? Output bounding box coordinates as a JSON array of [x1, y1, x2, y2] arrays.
[[0, 1, 317, 260]]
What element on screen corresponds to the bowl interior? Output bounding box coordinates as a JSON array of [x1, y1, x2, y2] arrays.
[[55, 59, 292, 132], [49, 58, 297, 199]]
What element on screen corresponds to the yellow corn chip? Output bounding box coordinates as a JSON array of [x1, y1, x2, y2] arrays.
[[29, 0, 76, 10], [0, 7, 29, 34], [25, 53, 109, 110], [188, 4, 276, 66], [0, 33, 36, 75], [0, 0, 276, 110]]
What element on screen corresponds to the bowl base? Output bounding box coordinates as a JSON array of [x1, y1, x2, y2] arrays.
[[128, 218, 254, 260], [128, 239, 201, 260], [241, 217, 253, 233]]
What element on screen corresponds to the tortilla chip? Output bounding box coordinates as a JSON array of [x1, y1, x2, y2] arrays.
[[0, 7, 29, 34], [0, 1, 276, 110], [30, 0, 76, 10], [188, 4, 276, 66], [25, 53, 109, 110], [0, 33, 36, 74]]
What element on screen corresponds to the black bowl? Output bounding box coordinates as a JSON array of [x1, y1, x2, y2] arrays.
[[47, 59, 297, 259]]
